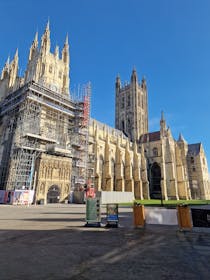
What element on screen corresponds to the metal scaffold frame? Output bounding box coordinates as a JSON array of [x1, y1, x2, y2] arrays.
[[0, 80, 94, 202], [70, 82, 94, 193]]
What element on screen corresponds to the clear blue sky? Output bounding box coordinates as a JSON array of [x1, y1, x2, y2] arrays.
[[0, 0, 210, 165]]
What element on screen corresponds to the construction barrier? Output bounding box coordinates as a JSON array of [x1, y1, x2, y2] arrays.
[[133, 203, 145, 227], [177, 205, 192, 230], [0, 190, 34, 205], [85, 197, 101, 226], [145, 207, 178, 225]]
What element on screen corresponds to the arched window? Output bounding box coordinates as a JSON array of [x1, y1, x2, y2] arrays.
[[122, 120, 125, 131], [127, 95, 130, 107], [121, 97, 124, 109], [99, 156, 104, 189], [111, 159, 116, 190], [150, 162, 161, 199]]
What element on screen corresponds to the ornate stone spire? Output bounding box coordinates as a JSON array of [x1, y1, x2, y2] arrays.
[[65, 33, 68, 45], [8, 49, 19, 87], [131, 68, 138, 83], [54, 45, 59, 59], [160, 110, 167, 136], [41, 20, 51, 54], [33, 31, 38, 47], [115, 74, 121, 89], [62, 33, 69, 64], [178, 133, 187, 143]]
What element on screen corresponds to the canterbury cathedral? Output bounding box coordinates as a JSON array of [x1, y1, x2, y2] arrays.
[[0, 23, 209, 204]]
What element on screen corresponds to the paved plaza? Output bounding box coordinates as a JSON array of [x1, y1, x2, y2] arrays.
[[0, 204, 210, 279]]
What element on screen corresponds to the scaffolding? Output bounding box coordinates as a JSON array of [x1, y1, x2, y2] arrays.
[[0, 81, 91, 196], [70, 83, 93, 192]]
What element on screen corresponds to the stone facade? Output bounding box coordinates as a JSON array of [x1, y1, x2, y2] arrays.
[[89, 119, 149, 199], [35, 154, 71, 203]]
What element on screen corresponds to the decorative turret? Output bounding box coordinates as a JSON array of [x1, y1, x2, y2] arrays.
[[160, 111, 167, 137], [178, 133, 187, 143], [177, 132, 188, 154], [115, 74, 121, 90], [61, 34, 70, 94], [141, 76, 147, 91], [62, 34, 69, 64], [1, 56, 10, 79], [8, 49, 19, 88], [29, 32, 38, 61], [54, 45, 59, 59], [131, 68, 138, 84], [40, 20, 51, 54]]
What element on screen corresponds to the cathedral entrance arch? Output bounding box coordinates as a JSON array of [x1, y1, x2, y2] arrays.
[[149, 162, 161, 199], [47, 185, 61, 203]]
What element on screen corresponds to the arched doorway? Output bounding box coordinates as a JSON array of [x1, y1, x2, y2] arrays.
[[47, 185, 61, 203], [150, 162, 161, 199]]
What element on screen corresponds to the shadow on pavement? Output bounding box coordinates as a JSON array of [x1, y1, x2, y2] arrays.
[[0, 225, 210, 280]]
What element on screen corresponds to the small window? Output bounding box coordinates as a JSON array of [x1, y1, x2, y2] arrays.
[[193, 167, 196, 172], [190, 157, 194, 164], [153, 147, 158, 157], [49, 65, 53, 73]]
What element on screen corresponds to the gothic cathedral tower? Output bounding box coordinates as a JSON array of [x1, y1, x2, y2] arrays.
[[115, 69, 148, 142], [24, 21, 70, 97]]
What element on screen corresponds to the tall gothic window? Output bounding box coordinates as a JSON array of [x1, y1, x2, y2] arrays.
[[121, 97, 124, 109], [122, 120, 125, 131], [127, 119, 131, 137], [111, 159, 116, 190], [127, 95, 130, 107], [99, 156, 104, 190]]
